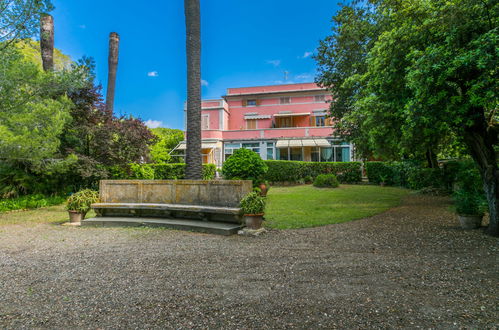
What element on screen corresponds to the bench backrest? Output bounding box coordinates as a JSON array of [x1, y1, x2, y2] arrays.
[[99, 180, 253, 208]]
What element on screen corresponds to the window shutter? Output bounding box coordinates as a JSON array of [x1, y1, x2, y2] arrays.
[[242, 100, 247, 107], [256, 99, 261, 106], [310, 116, 315, 127]]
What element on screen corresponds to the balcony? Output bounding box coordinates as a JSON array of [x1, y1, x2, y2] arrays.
[[201, 126, 334, 141]]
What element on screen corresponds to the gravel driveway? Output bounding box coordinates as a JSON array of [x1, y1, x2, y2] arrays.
[[0, 194, 497, 329]]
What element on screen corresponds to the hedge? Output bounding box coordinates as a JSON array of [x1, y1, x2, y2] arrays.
[[365, 160, 481, 193], [111, 163, 217, 180], [263, 161, 362, 183]]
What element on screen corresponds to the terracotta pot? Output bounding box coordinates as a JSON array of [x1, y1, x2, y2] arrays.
[[68, 211, 86, 223], [457, 214, 482, 229], [244, 214, 264, 230], [259, 183, 268, 197]]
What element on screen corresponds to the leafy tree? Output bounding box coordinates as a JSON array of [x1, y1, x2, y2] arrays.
[[149, 128, 184, 163], [184, 0, 202, 179], [316, 0, 498, 235], [0, 0, 54, 51], [0, 46, 72, 161]]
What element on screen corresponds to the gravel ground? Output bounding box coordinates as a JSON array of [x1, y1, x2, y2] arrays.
[[0, 194, 497, 329]]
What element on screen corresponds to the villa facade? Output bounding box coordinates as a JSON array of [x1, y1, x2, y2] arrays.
[[175, 82, 353, 166]]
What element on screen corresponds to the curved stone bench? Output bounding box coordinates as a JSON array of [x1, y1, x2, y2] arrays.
[[82, 180, 253, 235]]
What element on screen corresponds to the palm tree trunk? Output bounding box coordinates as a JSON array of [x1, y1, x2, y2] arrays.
[[184, 0, 202, 180], [106, 32, 120, 114], [40, 14, 54, 72]]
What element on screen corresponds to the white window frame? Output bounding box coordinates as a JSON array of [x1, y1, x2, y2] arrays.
[[201, 114, 209, 130]]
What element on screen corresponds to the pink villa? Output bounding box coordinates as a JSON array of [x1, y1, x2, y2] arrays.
[[174, 82, 353, 166]]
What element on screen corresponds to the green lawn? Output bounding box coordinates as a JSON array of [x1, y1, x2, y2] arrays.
[[265, 184, 410, 229], [0, 204, 96, 226]]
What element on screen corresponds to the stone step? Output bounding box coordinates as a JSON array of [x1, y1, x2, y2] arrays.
[[81, 217, 243, 236]]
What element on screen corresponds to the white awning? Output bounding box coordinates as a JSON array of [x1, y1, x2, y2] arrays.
[[276, 139, 331, 148], [273, 112, 310, 117], [174, 142, 217, 150], [244, 115, 271, 120]]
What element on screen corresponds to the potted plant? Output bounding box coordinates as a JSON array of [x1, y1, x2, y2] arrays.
[[453, 189, 485, 229], [240, 192, 266, 230], [66, 189, 99, 223], [258, 180, 270, 197], [379, 174, 388, 187]]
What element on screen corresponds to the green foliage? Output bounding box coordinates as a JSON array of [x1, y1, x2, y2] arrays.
[[112, 163, 217, 180], [0, 0, 54, 49], [240, 192, 266, 215], [149, 128, 184, 164], [313, 174, 340, 188], [0, 194, 65, 213], [453, 190, 486, 216], [264, 161, 362, 184], [222, 149, 268, 183], [65, 189, 99, 213], [129, 163, 155, 180]]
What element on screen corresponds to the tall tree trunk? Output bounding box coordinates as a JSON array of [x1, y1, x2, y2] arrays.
[[106, 32, 120, 114], [184, 0, 202, 180], [426, 149, 438, 168], [40, 14, 54, 72], [463, 110, 498, 236]]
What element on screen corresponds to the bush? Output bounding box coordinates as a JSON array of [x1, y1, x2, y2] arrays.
[[66, 189, 99, 213], [365, 162, 394, 184], [240, 192, 266, 215], [313, 174, 340, 188], [453, 189, 486, 216], [112, 163, 217, 180], [222, 149, 268, 183], [0, 194, 66, 213], [263, 161, 362, 184]]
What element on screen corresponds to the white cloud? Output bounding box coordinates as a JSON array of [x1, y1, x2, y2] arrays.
[[201, 79, 209, 86], [298, 51, 313, 59], [147, 71, 159, 77], [266, 59, 281, 67], [145, 120, 163, 128]]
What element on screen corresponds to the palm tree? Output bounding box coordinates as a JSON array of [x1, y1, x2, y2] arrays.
[[40, 14, 54, 71], [106, 32, 120, 114], [184, 0, 202, 180]]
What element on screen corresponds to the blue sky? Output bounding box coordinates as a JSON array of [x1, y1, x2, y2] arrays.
[[51, 0, 340, 130]]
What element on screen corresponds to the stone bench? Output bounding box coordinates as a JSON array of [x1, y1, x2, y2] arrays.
[[83, 180, 253, 234]]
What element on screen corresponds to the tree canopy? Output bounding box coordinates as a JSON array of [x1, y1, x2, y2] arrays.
[[315, 0, 498, 235]]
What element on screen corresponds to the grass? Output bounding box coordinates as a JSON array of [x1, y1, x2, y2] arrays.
[[265, 184, 410, 229], [0, 204, 96, 226]]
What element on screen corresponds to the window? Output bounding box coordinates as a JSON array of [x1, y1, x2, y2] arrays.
[[266, 142, 274, 160], [246, 99, 257, 106], [242, 142, 260, 154], [280, 97, 290, 104], [246, 119, 257, 130], [314, 95, 325, 102], [290, 147, 303, 161], [311, 147, 320, 162], [201, 114, 209, 130], [315, 116, 326, 127], [275, 117, 293, 128], [277, 148, 289, 160]]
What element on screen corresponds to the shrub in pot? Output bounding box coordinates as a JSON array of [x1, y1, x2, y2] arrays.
[[66, 189, 99, 223], [240, 192, 266, 230], [313, 174, 340, 188], [453, 189, 485, 229]]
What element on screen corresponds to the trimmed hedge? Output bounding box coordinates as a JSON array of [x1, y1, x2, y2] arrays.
[[112, 163, 217, 180], [365, 160, 481, 193], [263, 161, 362, 184]]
